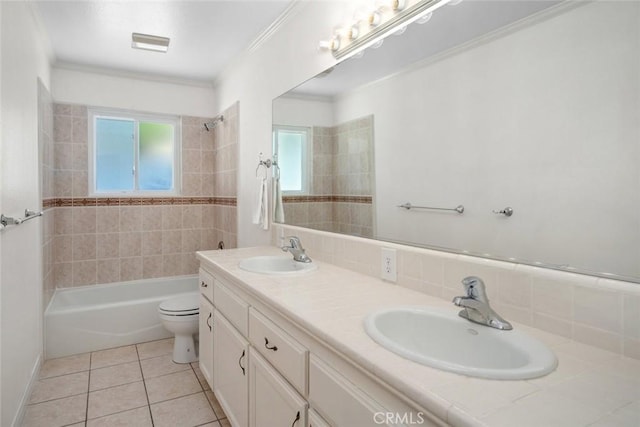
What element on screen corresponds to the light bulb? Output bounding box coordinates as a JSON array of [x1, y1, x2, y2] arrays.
[[368, 11, 381, 27], [393, 25, 407, 36], [371, 39, 384, 49], [391, 0, 407, 11], [416, 12, 433, 24], [349, 25, 360, 40]]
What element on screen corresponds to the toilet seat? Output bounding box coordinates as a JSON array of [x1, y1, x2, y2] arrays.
[[158, 294, 199, 316]]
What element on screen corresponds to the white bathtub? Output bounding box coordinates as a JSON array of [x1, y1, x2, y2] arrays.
[[45, 275, 198, 359]]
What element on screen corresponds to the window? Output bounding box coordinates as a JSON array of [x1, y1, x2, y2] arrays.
[[89, 109, 181, 196], [272, 125, 311, 194]]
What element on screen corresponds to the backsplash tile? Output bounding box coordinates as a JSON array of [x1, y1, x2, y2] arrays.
[[275, 223, 640, 360]]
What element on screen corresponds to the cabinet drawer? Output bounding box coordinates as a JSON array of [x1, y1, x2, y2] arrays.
[[249, 350, 308, 427], [309, 355, 391, 427], [199, 268, 214, 302], [248, 308, 308, 394], [214, 280, 249, 336], [308, 409, 330, 427]]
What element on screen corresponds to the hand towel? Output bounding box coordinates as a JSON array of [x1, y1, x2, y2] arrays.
[[252, 176, 269, 230], [273, 175, 285, 224]]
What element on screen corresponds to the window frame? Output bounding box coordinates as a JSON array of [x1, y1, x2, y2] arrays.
[[272, 125, 312, 196], [88, 108, 182, 197]]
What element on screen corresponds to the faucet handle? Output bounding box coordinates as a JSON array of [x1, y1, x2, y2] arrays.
[[461, 276, 488, 301], [284, 236, 303, 249]]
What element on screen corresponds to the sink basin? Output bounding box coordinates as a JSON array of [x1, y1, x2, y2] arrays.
[[364, 306, 557, 380], [238, 256, 317, 275]]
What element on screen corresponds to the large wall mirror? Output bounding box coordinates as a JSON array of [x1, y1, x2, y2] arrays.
[[272, 0, 640, 282]]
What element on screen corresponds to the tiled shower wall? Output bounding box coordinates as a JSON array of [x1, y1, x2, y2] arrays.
[[283, 115, 374, 237], [43, 102, 238, 289]]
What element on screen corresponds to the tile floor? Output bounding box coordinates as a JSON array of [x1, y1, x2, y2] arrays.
[[21, 338, 229, 427]]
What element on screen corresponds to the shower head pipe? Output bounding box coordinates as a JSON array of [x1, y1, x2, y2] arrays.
[[204, 115, 224, 131]]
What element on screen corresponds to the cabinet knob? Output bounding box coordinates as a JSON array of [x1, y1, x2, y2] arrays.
[[201, 281, 208, 288]]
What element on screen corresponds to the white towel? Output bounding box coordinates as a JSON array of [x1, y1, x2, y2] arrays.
[[273, 176, 285, 224], [252, 176, 269, 230]]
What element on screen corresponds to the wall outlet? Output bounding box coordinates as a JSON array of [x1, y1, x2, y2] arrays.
[[381, 248, 397, 282]]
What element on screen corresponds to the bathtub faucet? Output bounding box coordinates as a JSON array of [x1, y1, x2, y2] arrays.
[[281, 236, 312, 263], [452, 276, 512, 330]]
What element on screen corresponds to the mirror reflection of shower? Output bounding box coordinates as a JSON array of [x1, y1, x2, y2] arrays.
[[203, 115, 224, 131]]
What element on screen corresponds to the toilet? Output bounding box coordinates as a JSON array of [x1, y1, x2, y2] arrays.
[[158, 293, 200, 364]]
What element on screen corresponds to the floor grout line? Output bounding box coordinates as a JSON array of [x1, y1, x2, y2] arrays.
[[85, 351, 92, 424], [135, 344, 155, 427]]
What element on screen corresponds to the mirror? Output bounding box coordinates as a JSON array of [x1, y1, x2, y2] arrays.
[[272, 0, 640, 282]]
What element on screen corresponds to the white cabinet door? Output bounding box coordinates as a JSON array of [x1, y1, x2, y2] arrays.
[[198, 295, 214, 389], [249, 350, 307, 427], [214, 310, 249, 427]]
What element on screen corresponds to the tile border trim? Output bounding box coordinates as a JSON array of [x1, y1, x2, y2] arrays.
[[283, 195, 372, 204], [42, 197, 237, 208]]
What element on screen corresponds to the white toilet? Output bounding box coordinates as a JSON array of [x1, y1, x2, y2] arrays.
[[158, 293, 200, 364]]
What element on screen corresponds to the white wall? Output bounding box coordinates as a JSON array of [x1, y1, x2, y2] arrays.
[[0, 3, 51, 425], [330, 1, 640, 278], [52, 67, 216, 117], [213, 1, 351, 246], [272, 95, 334, 128]]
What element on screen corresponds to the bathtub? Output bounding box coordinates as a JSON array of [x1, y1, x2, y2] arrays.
[[45, 275, 198, 359]]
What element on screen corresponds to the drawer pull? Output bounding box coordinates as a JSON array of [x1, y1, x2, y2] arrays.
[[238, 349, 246, 375], [206, 312, 212, 332], [291, 411, 300, 427], [264, 337, 278, 351], [201, 281, 208, 288]]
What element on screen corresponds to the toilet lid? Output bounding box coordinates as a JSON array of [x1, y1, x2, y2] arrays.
[[159, 293, 199, 314]]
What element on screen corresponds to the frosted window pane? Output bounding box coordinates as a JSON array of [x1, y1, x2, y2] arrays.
[[96, 118, 134, 192], [139, 122, 174, 191], [278, 131, 303, 192]]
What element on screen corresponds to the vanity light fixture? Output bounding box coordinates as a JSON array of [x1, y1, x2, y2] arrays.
[[320, 0, 451, 61], [131, 33, 170, 53]]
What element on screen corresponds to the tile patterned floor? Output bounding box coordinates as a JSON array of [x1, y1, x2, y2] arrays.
[[21, 338, 229, 427]]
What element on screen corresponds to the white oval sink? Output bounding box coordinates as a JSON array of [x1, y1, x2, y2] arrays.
[[364, 306, 557, 380], [238, 256, 317, 275]]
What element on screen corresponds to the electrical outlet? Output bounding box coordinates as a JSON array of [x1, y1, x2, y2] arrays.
[[381, 248, 397, 282]]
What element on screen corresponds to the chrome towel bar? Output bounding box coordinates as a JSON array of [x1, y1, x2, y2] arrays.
[[397, 202, 464, 214], [1, 209, 43, 229]]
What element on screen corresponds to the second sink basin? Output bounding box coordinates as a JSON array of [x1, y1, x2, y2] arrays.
[[238, 256, 317, 275], [364, 306, 557, 380]]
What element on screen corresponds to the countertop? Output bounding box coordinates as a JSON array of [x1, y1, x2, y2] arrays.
[[197, 247, 640, 427]]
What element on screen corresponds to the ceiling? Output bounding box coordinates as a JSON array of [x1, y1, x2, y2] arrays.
[[33, 0, 293, 85]]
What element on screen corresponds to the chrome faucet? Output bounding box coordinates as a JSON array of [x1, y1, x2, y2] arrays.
[[452, 276, 512, 330], [281, 236, 312, 263]]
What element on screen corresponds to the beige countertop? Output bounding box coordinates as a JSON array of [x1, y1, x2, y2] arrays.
[[197, 247, 640, 427]]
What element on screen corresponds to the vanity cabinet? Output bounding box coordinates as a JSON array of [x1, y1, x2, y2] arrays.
[[214, 310, 249, 427], [198, 269, 215, 388], [199, 262, 434, 427], [249, 350, 308, 427]]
